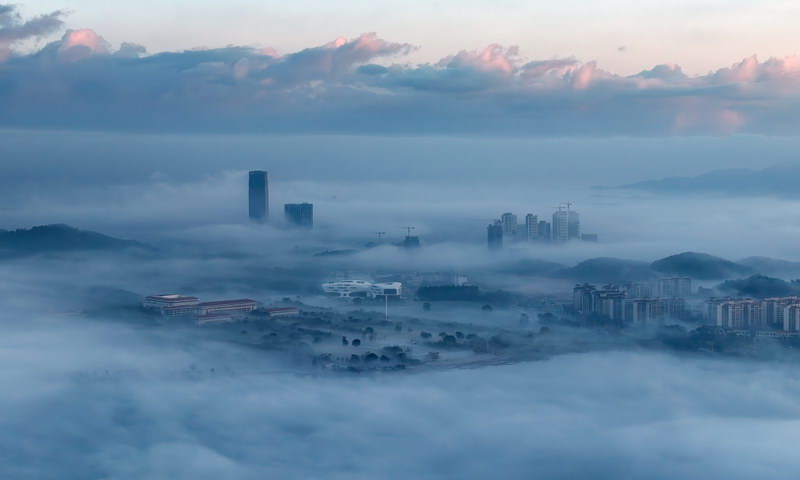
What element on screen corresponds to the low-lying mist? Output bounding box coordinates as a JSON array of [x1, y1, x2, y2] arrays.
[[1, 310, 799, 480]]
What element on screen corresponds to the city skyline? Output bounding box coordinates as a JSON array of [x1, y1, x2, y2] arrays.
[[4, 2, 800, 479]]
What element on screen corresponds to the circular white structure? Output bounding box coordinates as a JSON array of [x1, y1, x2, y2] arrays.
[[321, 280, 402, 298]]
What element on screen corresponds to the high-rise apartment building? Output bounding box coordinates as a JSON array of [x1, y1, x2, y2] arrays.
[[284, 203, 313, 228], [659, 277, 692, 297], [487, 220, 503, 250], [568, 211, 580, 240], [553, 208, 580, 242], [552, 209, 568, 243], [500, 212, 518, 242], [525, 214, 539, 242], [537, 221, 551, 242], [248, 170, 269, 223]]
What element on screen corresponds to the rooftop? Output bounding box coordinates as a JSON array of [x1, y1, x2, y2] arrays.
[[198, 299, 257, 307], [145, 294, 199, 301]]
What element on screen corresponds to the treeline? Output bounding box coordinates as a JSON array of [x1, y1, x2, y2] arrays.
[[415, 285, 512, 304]]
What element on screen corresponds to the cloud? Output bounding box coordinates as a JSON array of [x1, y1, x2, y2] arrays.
[[0, 4, 65, 61], [4, 7, 800, 135], [3, 305, 800, 480]]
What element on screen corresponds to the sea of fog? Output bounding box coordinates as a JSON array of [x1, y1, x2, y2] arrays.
[[2, 131, 800, 262], [1, 314, 798, 480]]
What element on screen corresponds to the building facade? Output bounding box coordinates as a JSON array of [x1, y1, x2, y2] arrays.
[[284, 202, 313, 228], [143, 294, 200, 317], [196, 299, 258, 316], [501, 212, 518, 242], [487, 220, 503, 250], [322, 280, 403, 298], [524, 214, 539, 242], [248, 170, 269, 223], [659, 277, 692, 297]]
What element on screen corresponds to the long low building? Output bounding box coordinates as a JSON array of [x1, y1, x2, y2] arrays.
[[143, 294, 200, 317], [196, 299, 258, 316], [195, 313, 235, 325], [321, 280, 402, 298]]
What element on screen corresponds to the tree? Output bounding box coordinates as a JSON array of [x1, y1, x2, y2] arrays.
[[364, 352, 379, 362], [352, 338, 362, 346], [420, 331, 433, 339], [423, 302, 432, 311], [341, 336, 349, 346], [394, 324, 402, 332]]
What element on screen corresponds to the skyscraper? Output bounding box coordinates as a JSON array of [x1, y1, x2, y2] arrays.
[[248, 170, 269, 223], [525, 214, 539, 242], [284, 203, 313, 228], [487, 220, 503, 250], [568, 211, 580, 240], [500, 212, 518, 242], [552, 209, 568, 243], [537, 220, 551, 242]]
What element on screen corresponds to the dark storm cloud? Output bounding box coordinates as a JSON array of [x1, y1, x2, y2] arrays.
[[4, 5, 800, 135]]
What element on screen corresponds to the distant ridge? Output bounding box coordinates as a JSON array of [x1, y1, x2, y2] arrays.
[[607, 163, 800, 196], [555, 257, 655, 283], [651, 252, 752, 280], [551, 252, 757, 283], [0, 224, 155, 257]]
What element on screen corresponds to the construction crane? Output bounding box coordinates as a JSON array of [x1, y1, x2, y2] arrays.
[[401, 226, 415, 236], [375, 231, 386, 241]]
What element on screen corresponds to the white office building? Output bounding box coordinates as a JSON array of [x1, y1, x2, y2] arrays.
[[322, 280, 403, 299]]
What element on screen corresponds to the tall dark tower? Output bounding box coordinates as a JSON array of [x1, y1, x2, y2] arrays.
[[248, 170, 269, 223]]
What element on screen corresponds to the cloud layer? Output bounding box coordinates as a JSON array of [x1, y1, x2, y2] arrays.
[[5, 5, 800, 135], [4, 309, 800, 480]]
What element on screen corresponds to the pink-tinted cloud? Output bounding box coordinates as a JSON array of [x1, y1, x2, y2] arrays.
[[715, 54, 800, 83], [58, 29, 111, 60], [439, 44, 518, 75], [5, 12, 800, 137]]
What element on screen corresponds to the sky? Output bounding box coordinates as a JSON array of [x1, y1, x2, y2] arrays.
[[18, 0, 800, 75], [6, 2, 800, 135], [7, 3, 800, 478]]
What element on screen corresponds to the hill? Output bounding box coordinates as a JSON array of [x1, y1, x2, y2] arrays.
[[0, 224, 154, 257], [737, 256, 800, 277], [492, 258, 566, 277], [651, 252, 752, 280], [718, 275, 800, 298], [610, 163, 800, 197], [555, 257, 655, 284]]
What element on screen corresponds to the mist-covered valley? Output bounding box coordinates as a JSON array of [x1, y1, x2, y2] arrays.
[[4, 131, 800, 479]]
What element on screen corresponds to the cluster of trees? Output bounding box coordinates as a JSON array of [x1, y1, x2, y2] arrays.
[[417, 330, 515, 353], [416, 286, 512, 305], [718, 274, 800, 298]]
